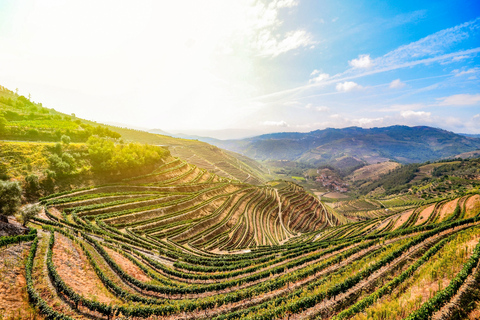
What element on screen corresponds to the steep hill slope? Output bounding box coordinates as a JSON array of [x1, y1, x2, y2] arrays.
[[0, 85, 270, 185]]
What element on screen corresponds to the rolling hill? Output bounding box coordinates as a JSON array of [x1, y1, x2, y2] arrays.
[[211, 126, 480, 168], [0, 85, 271, 186], [3, 84, 480, 319]]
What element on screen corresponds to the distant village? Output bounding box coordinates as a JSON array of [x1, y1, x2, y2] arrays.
[[314, 169, 349, 193]]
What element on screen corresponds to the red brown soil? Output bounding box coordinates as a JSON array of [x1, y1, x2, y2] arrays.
[[0, 242, 40, 319], [437, 198, 459, 222], [465, 195, 480, 219], [414, 204, 435, 226], [392, 209, 415, 230], [104, 246, 151, 282], [48, 207, 64, 219], [52, 233, 121, 304]]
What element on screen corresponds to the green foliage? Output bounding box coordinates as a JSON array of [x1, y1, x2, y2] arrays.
[[0, 228, 36, 247], [0, 180, 22, 216], [25, 174, 40, 198], [87, 136, 169, 173], [60, 134, 71, 145], [360, 163, 420, 195], [0, 115, 7, 134], [19, 203, 42, 226]]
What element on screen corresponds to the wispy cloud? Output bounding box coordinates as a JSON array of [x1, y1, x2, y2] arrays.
[[309, 72, 330, 83], [233, 0, 316, 58], [437, 94, 480, 106], [263, 120, 289, 127], [306, 104, 329, 111], [255, 29, 315, 57], [453, 68, 479, 77], [383, 103, 427, 112], [250, 17, 480, 102]]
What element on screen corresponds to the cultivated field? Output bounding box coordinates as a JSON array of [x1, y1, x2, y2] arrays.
[[2, 160, 480, 319]]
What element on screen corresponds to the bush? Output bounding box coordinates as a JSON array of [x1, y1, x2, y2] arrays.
[[19, 204, 42, 226], [0, 180, 22, 218], [61, 134, 71, 145], [25, 174, 40, 198]]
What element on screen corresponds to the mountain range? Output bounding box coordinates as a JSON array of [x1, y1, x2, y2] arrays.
[[207, 126, 480, 168]]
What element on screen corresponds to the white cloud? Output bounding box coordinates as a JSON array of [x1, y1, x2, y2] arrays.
[[263, 120, 288, 127], [255, 29, 315, 57], [389, 79, 406, 89], [474, 114, 480, 119], [452, 55, 470, 61], [252, 18, 480, 104], [306, 104, 329, 111], [352, 117, 384, 126], [336, 81, 362, 92], [283, 100, 301, 106], [401, 110, 431, 118], [453, 68, 479, 77], [384, 103, 427, 112], [437, 94, 480, 106], [273, 0, 298, 8], [309, 72, 330, 83], [348, 54, 373, 68]]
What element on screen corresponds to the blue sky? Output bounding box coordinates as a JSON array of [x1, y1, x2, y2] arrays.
[[0, 0, 479, 139]]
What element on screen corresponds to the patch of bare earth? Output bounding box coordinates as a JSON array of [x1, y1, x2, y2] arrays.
[[437, 198, 459, 222], [392, 209, 414, 230], [414, 204, 435, 226], [0, 242, 40, 319], [322, 192, 349, 199], [348, 162, 401, 181], [32, 232, 87, 319], [465, 195, 480, 219], [52, 233, 121, 304], [103, 246, 151, 282], [47, 207, 64, 220]]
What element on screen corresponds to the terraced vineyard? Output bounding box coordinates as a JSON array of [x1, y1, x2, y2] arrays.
[[3, 159, 480, 319]]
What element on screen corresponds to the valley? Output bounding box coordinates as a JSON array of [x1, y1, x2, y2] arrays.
[[1, 85, 480, 319]]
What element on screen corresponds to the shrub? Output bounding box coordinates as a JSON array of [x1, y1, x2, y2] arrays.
[[0, 180, 22, 219], [19, 204, 42, 226]]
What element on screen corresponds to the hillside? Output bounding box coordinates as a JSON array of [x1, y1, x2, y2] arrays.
[[354, 157, 480, 197], [0, 86, 270, 185], [3, 85, 480, 319], [3, 159, 480, 318], [212, 126, 480, 168]]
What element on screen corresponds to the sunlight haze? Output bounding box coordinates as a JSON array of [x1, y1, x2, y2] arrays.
[[1, 0, 479, 139]]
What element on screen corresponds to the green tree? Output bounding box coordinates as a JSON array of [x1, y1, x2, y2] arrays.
[[61, 134, 71, 145], [0, 116, 8, 135], [19, 204, 41, 226], [25, 174, 40, 199], [40, 169, 56, 193], [48, 154, 71, 175], [87, 136, 115, 171], [0, 181, 22, 222]]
